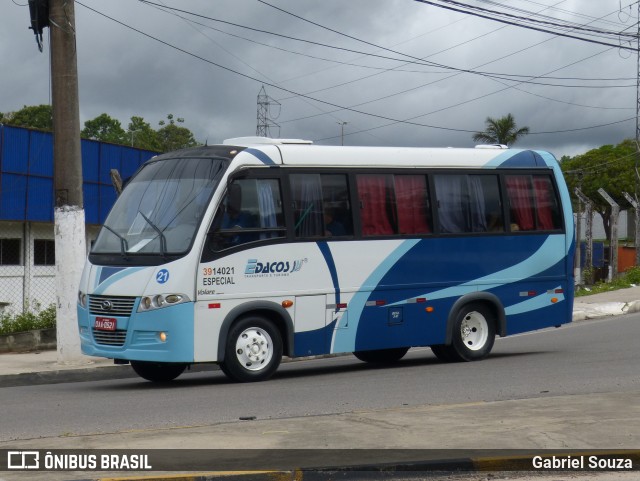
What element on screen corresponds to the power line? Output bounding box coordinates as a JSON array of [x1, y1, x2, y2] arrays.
[[74, 1, 474, 134], [454, 0, 637, 39], [414, 0, 639, 51], [77, 2, 634, 139], [141, 0, 636, 118], [138, 0, 636, 85]]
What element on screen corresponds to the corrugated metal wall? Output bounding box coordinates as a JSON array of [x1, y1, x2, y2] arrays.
[[0, 125, 158, 224]]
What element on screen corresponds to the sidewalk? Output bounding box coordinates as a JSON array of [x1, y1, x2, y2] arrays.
[[572, 284, 640, 320], [1, 285, 640, 387]]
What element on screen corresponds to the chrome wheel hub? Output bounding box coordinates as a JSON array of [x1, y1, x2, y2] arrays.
[[235, 327, 273, 371]]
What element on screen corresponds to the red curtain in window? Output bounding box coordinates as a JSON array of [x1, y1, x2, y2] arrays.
[[505, 175, 535, 231], [395, 175, 430, 234], [357, 175, 395, 236], [533, 176, 555, 230]]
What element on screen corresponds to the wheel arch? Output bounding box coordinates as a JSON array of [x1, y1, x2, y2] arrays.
[[217, 301, 294, 361], [444, 292, 506, 345]]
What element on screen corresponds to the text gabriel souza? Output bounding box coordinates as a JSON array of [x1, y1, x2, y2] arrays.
[[533, 455, 633, 469]]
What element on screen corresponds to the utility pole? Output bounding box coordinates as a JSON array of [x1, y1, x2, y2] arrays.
[[50, 0, 86, 362], [635, 0, 640, 266]]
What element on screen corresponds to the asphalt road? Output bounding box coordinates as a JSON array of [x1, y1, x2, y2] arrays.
[[1, 314, 639, 442]]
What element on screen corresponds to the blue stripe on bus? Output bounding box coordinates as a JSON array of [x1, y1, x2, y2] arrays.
[[389, 235, 564, 305], [98, 266, 126, 284], [244, 148, 277, 165], [316, 241, 340, 309], [331, 239, 419, 353], [482, 150, 543, 168], [94, 267, 145, 294]]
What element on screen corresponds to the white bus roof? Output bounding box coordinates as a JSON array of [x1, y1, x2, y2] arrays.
[[218, 138, 553, 169], [223, 136, 313, 145]]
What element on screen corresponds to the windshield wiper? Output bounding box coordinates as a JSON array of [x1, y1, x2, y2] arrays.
[[138, 212, 168, 257], [102, 225, 129, 258]]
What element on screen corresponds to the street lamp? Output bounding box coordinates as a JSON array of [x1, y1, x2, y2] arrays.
[[337, 121, 347, 146]]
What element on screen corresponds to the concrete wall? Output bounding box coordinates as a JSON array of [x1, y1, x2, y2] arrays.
[[0, 328, 56, 353]]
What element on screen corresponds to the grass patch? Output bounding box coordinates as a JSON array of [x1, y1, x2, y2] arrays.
[[576, 266, 640, 297], [0, 304, 56, 335]]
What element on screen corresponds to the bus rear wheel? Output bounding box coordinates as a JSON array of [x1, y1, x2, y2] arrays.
[[353, 347, 409, 364], [130, 361, 187, 382], [220, 316, 283, 382], [431, 302, 495, 362]]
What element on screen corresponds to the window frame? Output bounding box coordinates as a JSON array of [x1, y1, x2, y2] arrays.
[[502, 171, 564, 234], [33, 239, 56, 266], [201, 166, 566, 261], [0, 238, 21, 266]]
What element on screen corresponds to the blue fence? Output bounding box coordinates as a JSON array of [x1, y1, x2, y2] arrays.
[[0, 125, 158, 225]]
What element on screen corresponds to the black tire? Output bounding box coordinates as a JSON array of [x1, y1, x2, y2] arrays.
[[432, 302, 496, 362], [430, 344, 458, 363], [220, 316, 283, 382], [353, 347, 409, 364], [130, 361, 187, 382]]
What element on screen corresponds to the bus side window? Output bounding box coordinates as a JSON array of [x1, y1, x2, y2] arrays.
[[208, 178, 285, 251], [321, 174, 352, 237], [394, 175, 431, 234], [356, 174, 396, 236], [290, 173, 353, 238], [434, 174, 502, 233], [505, 174, 561, 232]]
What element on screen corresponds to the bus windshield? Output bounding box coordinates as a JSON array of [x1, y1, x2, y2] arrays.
[[92, 157, 226, 256]]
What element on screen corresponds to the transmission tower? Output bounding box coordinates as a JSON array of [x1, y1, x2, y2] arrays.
[[256, 85, 281, 137]]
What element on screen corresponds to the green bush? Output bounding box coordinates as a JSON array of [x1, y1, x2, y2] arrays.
[[624, 266, 640, 285], [0, 304, 56, 335]]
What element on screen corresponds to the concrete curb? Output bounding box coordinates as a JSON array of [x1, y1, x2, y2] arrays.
[[572, 299, 640, 322], [0, 354, 345, 388], [0, 362, 221, 388], [0, 364, 136, 388]]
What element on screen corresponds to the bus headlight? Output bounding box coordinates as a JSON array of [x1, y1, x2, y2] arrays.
[[138, 293, 190, 312], [78, 291, 87, 308]]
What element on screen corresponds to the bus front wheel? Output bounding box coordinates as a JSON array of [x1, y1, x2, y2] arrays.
[[431, 302, 495, 362], [353, 347, 409, 364], [130, 361, 187, 382], [220, 316, 283, 382]]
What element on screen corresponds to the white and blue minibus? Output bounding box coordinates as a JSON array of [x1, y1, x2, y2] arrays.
[[77, 138, 574, 382]]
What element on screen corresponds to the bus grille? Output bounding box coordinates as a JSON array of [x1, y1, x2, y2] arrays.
[[92, 329, 127, 346], [89, 295, 136, 316]]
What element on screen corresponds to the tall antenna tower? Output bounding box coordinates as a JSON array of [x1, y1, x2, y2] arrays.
[[256, 85, 281, 137]]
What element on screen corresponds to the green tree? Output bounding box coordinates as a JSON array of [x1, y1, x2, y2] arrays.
[[1, 104, 53, 130], [156, 114, 198, 152], [1, 105, 200, 152], [561, 139, 636, 241], [127, 116, 161, 151], [472, 113, 530, 146], [82, 113, 127, 144]]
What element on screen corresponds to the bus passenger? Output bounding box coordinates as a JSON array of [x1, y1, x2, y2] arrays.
[[324, 208, 346, 236]]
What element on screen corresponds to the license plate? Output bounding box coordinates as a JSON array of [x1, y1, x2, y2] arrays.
[[94, 317, 117, 331]]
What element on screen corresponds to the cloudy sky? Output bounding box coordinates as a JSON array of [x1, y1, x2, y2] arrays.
[[1, 0, 637, 158]]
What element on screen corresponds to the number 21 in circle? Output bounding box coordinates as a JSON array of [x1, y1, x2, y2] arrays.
[[156, 269, 170, 284]]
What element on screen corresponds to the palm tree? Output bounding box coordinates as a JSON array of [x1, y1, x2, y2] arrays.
[[472, 113, 530, 146]]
